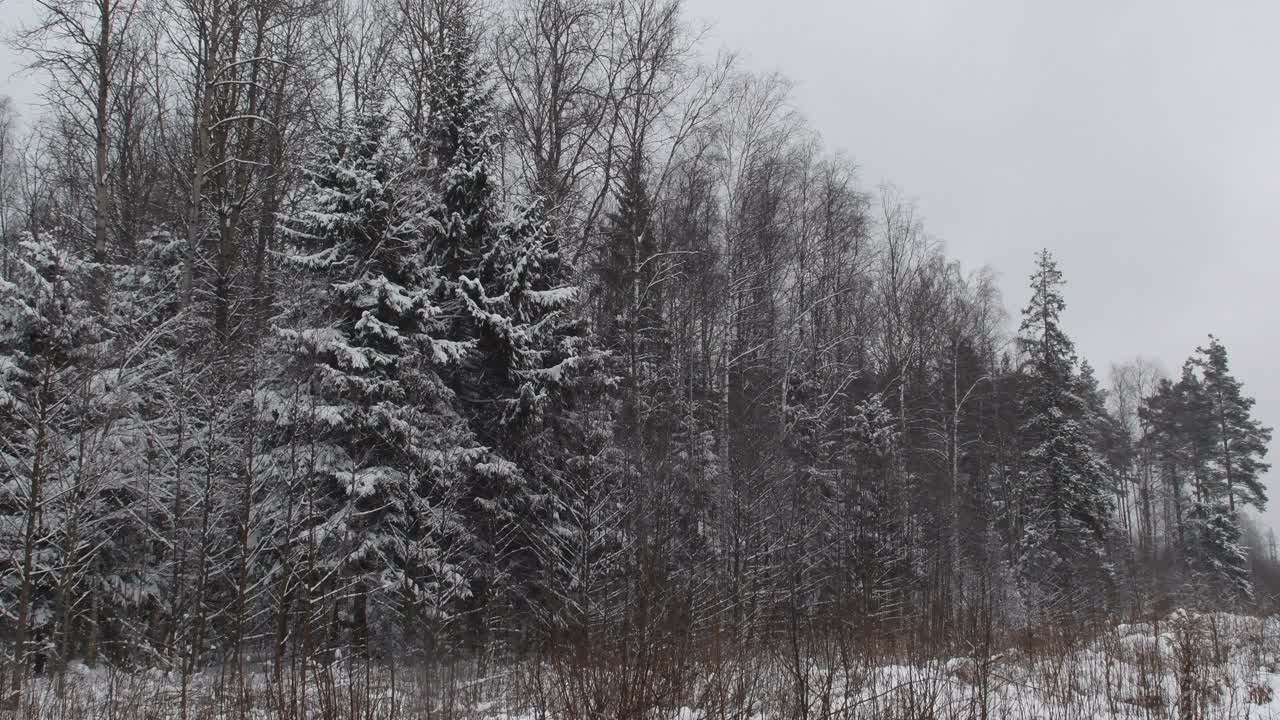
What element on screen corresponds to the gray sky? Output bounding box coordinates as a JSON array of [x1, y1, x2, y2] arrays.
[[3, 0, 1280, 528], [0, 0, 38, 109], [683, 0, 1280, 531]]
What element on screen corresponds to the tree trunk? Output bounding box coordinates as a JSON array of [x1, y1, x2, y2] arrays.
[[12, 376, 50, 706]]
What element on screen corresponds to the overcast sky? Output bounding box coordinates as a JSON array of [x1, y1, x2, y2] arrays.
[[3, 0, 1280, 528]]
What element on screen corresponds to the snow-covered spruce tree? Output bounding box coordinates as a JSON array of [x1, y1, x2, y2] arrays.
[[831, 391, 902, 618], [417, 15, 613, 643], [0, 237, 106, 695], [261, 103, 479, 658], [456, 202, 612, 640], [1013, 249, 1116, 622], [1181, 500, 1253, 607]]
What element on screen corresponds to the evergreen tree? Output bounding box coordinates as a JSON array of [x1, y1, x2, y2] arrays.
[[0, 237, 106, 686], [1141, 337, 1270, 607], [1194, 335, 1271, 513], [1013, 250, 1116, 621], [418, 14, 612, 641], [261, 104, 478, 654], [1181, 500, 1253, 607], [834, 392, 904, 617], [597, 152, 664, 362]]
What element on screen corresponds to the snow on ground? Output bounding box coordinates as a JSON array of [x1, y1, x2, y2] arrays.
[[16, 610, 1280, 719], [478, 610, 1280, 720]]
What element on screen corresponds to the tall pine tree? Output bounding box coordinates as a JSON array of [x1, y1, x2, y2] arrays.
[[1152, 336, 1272, 607], [1195, 335, 1271, 514]]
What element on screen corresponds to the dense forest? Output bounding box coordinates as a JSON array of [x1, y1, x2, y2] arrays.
[[0, 0, 1274, 707]]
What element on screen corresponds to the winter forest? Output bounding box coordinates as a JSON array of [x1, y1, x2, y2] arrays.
[[0, 0, 1276, 716]]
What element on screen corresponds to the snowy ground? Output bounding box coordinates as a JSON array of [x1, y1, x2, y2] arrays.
[[16, 610, 1280, 719]]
